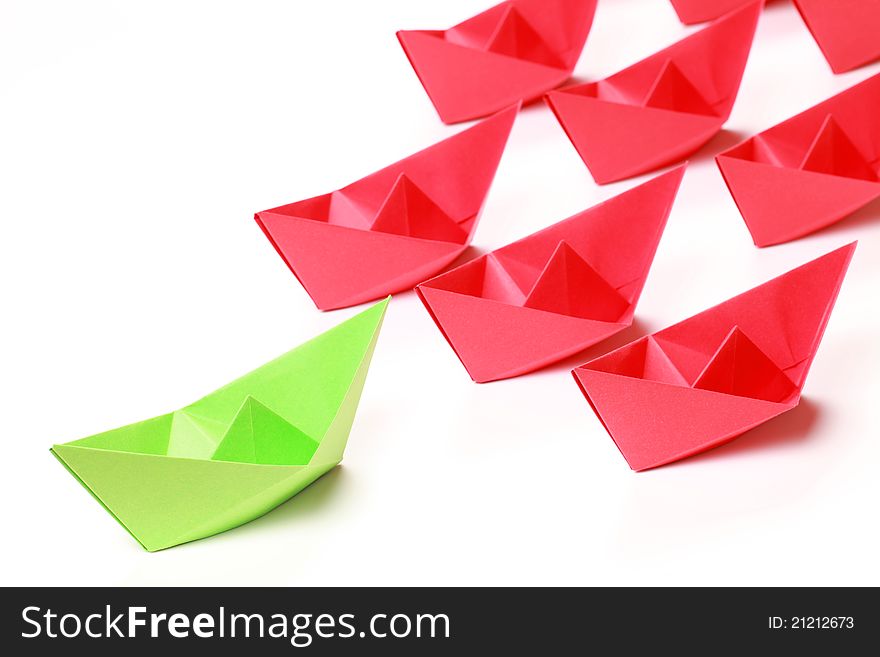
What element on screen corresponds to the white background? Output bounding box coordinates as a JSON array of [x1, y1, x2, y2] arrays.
[[2, 0, 879, 586]]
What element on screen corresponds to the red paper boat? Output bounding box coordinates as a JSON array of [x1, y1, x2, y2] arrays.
[[573, 242, 855, 471], [669, 0, 762, 25], [255, 105, 517, 311], [397, 0, 598, 124], [417, 167, 685, 383], [795, 0, 880, 73], [546, 1, 761, 184], [716, 74, 880, 247]]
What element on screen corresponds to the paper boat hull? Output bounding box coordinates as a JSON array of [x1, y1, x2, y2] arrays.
[[398, 30, 568, 124], [51, 300, 387, 551], [547, 93, 722, 183], [416, 167, 683, 382], [571, 244, 855, 470], [548, 1, 759, 183], [419, 286, 628, 382], [717, 155, 880, 247], [51, 447, 336, 552], [397, 0, 597, 123], [572, 368, 796, 471], [256, 106, 516, 310], [257, 213, 466, 310]]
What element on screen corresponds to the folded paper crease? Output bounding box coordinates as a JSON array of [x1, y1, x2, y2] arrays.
[[51, 298, 389, 551], [547, 1, 761, 183], [418, 167, 684, 382], [717, 74, 880, 246], [573, 244, 855, 471], [256, 106, 517, 310], [398, 0, 598, 123]]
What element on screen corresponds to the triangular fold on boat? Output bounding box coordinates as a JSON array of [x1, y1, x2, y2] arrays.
[[799, 115, 878, 182], [647, 244, 855, 389], [370, 174, 467, 243], [484, 250, 546, 301], [555, 166, 683, 298], [722, 133, 799, 169], [583, 336, 690, 386], [522, 241, 629, 321], [210, 397, 319, 466], [716, 155, 880, 246], [511, 0, 599, 70], [571, 368, 793, 471], [667, 0, 762, 114], [643, 60, 717, 117], [484, 5, 565, 68], [418, 253, 536, 307], [273, 194, 334, 224], [265, 191, 378, 231], [426, 167, 682, 307], [477, 256, 531, 305], [692, 326, 798, 403], [445, 3, 511, 50], [167, 411, 224, 459]]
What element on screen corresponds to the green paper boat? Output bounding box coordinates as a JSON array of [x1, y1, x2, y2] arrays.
[[51, 298, 389, 551]]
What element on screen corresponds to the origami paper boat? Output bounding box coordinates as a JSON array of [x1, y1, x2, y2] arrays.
[[256, 106, 517, 311], [417, 167, 684, 383], [51, 299, 389, 551], [717, 73, 880, 247], [669, 0, 762, 25], [546, 1, 761, 184], [795, 0, 880, 74], [398, 0, 598, 124], [573, 243, 855, 471]]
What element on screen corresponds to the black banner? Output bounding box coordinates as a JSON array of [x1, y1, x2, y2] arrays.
[[2, 587, 875, 653]]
